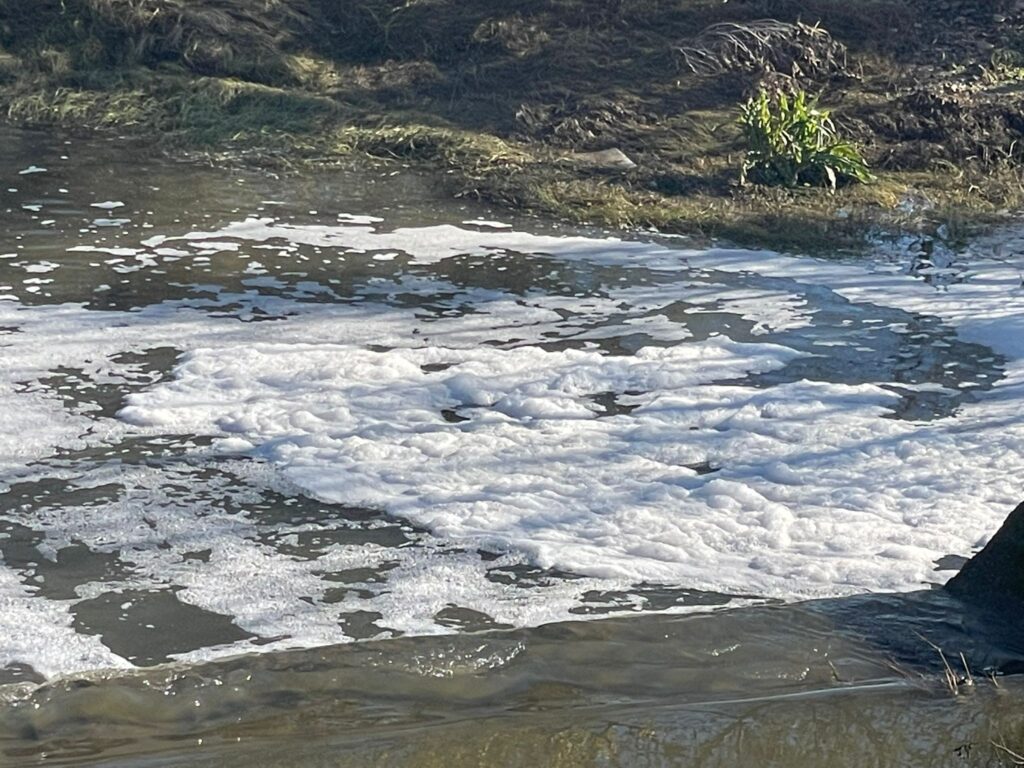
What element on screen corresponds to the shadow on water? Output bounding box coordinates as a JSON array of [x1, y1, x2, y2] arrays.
[[2, 587, 1024, 767]]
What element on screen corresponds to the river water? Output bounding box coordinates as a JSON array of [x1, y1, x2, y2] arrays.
[[2, 126, 1024, 766]]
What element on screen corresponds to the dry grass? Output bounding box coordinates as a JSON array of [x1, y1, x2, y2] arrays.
[[1, 0, 315, 83], [4, 74, 336, 143], [915, 632, 976, 697], [95, 0, 313, 82], [334, 124, 529, 175], [5, 80, 166, 127], [993, 738, 1024, 765], [676, 20, 848, 81]]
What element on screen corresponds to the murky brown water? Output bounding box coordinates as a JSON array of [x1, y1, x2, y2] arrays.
[[5, 595, 1024, 767]]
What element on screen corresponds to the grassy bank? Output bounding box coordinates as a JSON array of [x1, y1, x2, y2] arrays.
[[2, 0, 1023, 251]]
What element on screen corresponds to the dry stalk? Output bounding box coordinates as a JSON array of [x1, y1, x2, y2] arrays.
[[992, 738, 1024, 765], [915, 632, 975, 695], [676, 20, 847, 81]]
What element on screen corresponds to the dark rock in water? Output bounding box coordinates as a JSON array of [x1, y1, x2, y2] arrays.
[[946, 500, 1024, 600]]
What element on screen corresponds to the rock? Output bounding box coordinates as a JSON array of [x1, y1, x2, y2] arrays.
[[570, 148, 637, 170], [946, 500, 1024, 601]]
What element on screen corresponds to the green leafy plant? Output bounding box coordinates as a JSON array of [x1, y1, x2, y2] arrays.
[[738, 89, 872, 190]]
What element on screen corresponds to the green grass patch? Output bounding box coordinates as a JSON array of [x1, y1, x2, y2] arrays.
[[739, 89, 872, 190]]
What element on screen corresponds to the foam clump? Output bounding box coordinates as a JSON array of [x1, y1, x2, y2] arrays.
[[4, 213, 1024, 677]]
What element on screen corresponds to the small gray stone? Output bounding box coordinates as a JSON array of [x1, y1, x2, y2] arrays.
[[570, 148, 637, 170]]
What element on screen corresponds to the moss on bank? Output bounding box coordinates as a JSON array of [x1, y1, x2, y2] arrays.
[[2, 0, 1023, 251]]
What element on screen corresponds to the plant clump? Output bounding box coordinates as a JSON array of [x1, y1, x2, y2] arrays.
[[514, 95, 657, 148], [738, 88, 872, 190], [335, 124, 529, 177], [676, 20, 849, 82], [0, 0, 314, 85]]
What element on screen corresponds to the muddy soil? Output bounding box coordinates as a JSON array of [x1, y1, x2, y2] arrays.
[[2, 0, 1024, 250]]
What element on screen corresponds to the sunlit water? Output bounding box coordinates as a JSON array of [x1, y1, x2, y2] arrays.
[[2, 127, 1024, 766]]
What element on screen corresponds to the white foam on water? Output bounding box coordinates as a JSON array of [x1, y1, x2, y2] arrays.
[[14, 461, 658, 670], [117, 342, 946, 594], [23, 262, 59, 274], [122, 341, 814, 590], [462, 219, 513, 229], [141, 217, 689, 267], [112, 220, 1024, 597], [0, 568, 130, 678], [68, 246, 141, 258], [0, 368, 103, 479], [2, 214, 1024, 679], [336, 213, 383, 224]]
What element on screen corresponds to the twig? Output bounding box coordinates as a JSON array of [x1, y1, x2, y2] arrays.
[[915, 632, 960, 695], [992, 739, 1024, 765], [959, 651, 975, 689]]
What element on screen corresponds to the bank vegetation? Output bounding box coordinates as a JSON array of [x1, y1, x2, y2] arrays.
[[2, 0, 1023, 250]]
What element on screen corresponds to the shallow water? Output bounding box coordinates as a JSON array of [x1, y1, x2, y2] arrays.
[[5, 593, 1024, 767], [2, 127, 1024, 765]]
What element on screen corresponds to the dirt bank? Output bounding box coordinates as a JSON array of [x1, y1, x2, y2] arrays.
[[2, 0, 1024, 251]]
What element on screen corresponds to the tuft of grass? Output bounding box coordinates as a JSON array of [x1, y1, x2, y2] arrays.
[[0, 0, 314, 85], [175, 78, 336, 143], [4, 74, 336, 144], [5, 81, 166, 127], [738, 88, 872, 191], [334, 124, 529, 177], [676, 20, 848, 80]]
